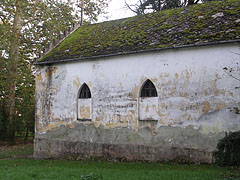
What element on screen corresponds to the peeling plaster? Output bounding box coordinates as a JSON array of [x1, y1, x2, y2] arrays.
[[35, 43, 240, 162]]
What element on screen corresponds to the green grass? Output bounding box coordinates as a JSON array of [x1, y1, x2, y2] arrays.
[[0, 159, 239, 180], [0, 143, 33, 159], [0, 144, 239, 180]]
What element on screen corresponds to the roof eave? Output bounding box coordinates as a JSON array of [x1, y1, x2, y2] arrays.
[[34, 39, 240, 66]]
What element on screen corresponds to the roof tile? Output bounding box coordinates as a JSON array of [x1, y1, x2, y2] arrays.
[[39, 0, 240, 64]]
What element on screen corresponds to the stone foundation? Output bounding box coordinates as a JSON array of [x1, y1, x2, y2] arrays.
[[34, 138, 213, 163]]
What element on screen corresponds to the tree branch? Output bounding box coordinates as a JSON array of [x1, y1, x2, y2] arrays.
[[223, 69, 240, 82], [124, 0, 139, 14]]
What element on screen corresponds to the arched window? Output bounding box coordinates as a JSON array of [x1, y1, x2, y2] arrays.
[[140, 79, 157, 97], [79, 83, 91, 99], [139, 79, 159, 121], [77, 83, 92, 120]]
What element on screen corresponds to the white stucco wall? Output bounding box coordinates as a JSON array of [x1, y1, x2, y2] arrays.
[[35, 43, 240, 135], [139, 97, 158, 120], [77, 99, 91, 120]]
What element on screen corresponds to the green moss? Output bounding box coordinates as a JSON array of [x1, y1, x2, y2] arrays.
[[39, 0, 240, 63]]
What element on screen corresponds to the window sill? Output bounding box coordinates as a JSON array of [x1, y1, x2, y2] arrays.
[[138, 119, 158, 127], [77, 119, 91, 122], [138, 119, 158, 122]]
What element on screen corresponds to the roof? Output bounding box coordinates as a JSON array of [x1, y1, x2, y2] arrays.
[[38, 0, 240, 65]]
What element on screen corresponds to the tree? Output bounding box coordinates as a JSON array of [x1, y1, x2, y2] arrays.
[[125, 0, 216, 15], [69, 0, 109, 23], [125, 0, 180, 14], [4, 0, 23, 144], [0, 0, 109, 144]]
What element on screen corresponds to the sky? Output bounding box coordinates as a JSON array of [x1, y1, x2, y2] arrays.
[[99, 0, 138, 22]]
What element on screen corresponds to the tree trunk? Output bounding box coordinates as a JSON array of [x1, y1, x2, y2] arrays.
[[80, 0, 84, 25], [24, 122, 29, 144], [6, 0, 22, 145]]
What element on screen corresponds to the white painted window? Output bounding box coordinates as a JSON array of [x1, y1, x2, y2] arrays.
[[77, 83, 92, 120], [139, 79, 158, 120]]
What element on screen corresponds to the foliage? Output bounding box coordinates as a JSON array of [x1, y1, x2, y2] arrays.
[[0, 100, 7, 140], [0, 0, 108, 144], [71, 0, 109, 23], [125, 0, 218, 14], [0, 0, 75, 143], [214, 131, 240, 166]]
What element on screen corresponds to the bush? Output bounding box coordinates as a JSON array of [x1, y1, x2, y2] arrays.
[[214, 131, 240, 166]]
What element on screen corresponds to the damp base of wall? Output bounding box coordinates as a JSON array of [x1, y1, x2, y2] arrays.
[[34, 138, 213, 164]]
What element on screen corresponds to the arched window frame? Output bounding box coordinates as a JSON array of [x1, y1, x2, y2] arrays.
[[140, 79, 158, 97], [77, 83, 92, 121], [78, 83, 91, 99]]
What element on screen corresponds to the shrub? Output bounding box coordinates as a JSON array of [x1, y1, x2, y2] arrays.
[[214, 131, 240, 166]]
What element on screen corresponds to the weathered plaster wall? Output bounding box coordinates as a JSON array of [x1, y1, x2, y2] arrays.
[[139, 97, 158, 120], [78, 99, 91, 120], [35, 43, 240, 162]]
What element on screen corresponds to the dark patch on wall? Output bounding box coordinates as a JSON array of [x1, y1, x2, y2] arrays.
[[34, 123, 225, 163], [34, 138, 213, 163]]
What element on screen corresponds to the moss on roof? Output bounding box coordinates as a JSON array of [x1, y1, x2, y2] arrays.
[[40, 0, 240, 63]]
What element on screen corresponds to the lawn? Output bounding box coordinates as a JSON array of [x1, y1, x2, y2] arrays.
[[0, 143, 239, 180], [0, 143, 33, 159]]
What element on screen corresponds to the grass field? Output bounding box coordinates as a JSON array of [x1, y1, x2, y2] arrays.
[[0, 143, 239, 180], [0, 143, 33, 159]]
